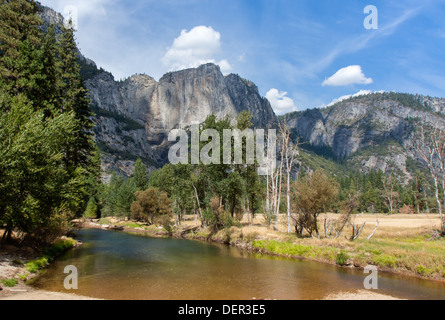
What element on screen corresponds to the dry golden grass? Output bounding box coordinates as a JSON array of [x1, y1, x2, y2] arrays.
[[205, 213, 445, 281]]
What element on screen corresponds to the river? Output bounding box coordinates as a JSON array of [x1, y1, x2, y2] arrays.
[[31, 229, 445, 300]]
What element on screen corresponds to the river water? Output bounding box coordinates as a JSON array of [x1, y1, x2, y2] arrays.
[[32, 229, 445, 300]]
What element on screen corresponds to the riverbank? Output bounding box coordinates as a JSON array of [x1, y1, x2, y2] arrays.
[[2, 214, 442, 300], [84, 214, 445, 284], [0, 234, 98, 300]]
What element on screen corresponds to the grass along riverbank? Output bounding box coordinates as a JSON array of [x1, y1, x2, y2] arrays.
[[85, 214, 445, 283], [0, 235, 86, 299]]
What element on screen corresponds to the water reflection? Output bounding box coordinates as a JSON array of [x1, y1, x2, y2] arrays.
[[32, 229, 445, 300]]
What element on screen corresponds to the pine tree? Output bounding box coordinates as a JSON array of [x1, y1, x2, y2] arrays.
[[133, 158, 148, 191], [56, 21, 95, 169], [84, 197, 98, 219], [0, 1, 100, 243], [0, 0, 47, 108]]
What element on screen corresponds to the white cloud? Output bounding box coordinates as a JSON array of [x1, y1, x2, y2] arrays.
[[162, 26, 232, 74], [266, 89, 298, 115], [322, 65, 373, 87]]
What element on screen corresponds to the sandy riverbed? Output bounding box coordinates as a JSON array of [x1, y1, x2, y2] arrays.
[[323, 290, 402, 300]]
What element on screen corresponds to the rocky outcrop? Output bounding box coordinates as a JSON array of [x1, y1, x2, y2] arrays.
[[40, 6, 445, 183], [38, 3, 279, 178], [286, 93, 445, 181], [84, 63, 278, 178]]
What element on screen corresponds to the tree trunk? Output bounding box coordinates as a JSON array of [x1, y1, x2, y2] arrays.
[[433, 176, 443, 221], [287, 171, 291, 233], [192, 183, 204, 227]]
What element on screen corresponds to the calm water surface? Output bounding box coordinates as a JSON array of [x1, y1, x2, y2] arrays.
[[32, 229, 445, 300]]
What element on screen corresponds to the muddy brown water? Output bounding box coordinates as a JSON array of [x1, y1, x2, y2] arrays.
[[32, 229, 445, 300]]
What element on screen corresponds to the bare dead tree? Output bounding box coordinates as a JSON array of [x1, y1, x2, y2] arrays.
[[264, 134, 282, 230], [414, 125, 445, 234], [382, 174, 399, 214], [278, 119, 300, 233], [350, 222, 366, 241], [324, 193, 357, 239], [367, 220, 380, 240]]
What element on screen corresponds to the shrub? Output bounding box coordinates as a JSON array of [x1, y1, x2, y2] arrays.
[[18, 274, 28, 281], [43, 238, 77, 258], [1, 278, 18, 287], [373, 254, 397, 268], [12, 259, 24, 266], [336, 250, 350, 266], [417, 265, 430, 276], [400, 204, 415, 215], [25, 257, 49, 274], [130, 187, 173, 225]]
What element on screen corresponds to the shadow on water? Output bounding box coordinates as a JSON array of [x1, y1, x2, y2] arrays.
[[32, 229, 445, 300]]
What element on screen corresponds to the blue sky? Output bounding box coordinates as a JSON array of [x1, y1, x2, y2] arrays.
[[40, 0, 445, 114]]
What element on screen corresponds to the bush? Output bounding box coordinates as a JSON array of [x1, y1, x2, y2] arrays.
[[43, 238, 77, 258], [373, 254, 397, 268], [1, 278, 18, 287], [130, 187, 173, 225], [262, 210, 275, 227], [336, 250, 350, 266], [203, 197, 239, 232], [399, 205, 414, 215], [25, 257, 49, 273]]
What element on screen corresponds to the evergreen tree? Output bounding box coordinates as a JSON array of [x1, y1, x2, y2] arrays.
[[0, 0, 43, 100], [56, 21, 95, 170], [133, 158, 148, 191], [84, 197, 98, 219], [0, 1, 99, 242], [114, 178, 137, 218]]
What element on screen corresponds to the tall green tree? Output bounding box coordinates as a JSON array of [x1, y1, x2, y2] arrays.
[[133, 158, 148, 191], [0, 91, 80, 242], [56, 21, 96, 170], [0, 0, 44, 101], [0, 1, 99, 243]]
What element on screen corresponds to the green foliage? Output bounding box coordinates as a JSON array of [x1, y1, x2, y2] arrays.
[[0, 0, 100, 244], [77, 58, 106, 81], [294, 170, 339, 237], [99, 172, 138, 218], [90, 104, 145, 131], [253, 240, 313, 257], [1, 278, 18, 288], [84, 197, 99, 219], [130, 187, 173, 225], [43, 238, 77, 258], [336, 250, 350, 266], [25, 257, 49, 274], [373, 255, 398, 268], [23, 239, 75, 274], [133, 158, 149, 191]]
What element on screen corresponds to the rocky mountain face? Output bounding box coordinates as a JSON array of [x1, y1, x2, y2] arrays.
[[40, 6, 445, 183], [286, 93, 445, 181], [84, 63, 277, 179], [40, 6, 277, 181]]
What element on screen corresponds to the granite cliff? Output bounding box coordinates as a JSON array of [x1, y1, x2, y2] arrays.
[[40, 6, 445, 183], [286, 93, 445, 182], [83, 63, 277, 179]]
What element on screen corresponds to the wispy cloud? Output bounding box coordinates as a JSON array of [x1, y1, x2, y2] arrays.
[[307, 5, 425, 76]]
